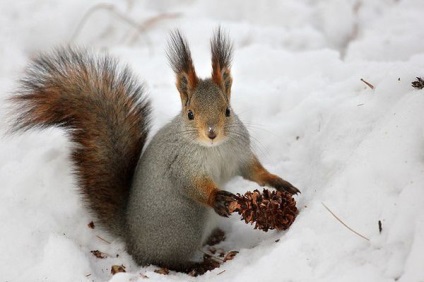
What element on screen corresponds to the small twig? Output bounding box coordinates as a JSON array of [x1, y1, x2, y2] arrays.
[[321, 202, 370, 241], [70, 3, 180, 51], [126, 12, 181, 45], [378, 220, 383, 233], [217, 270, 226, 275], [96, 235, 111, 244], [360, 78, 375, 90], [70, 4, 115, 42], [70, 3, 145, 43]]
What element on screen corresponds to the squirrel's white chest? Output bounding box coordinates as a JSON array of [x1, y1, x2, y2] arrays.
[[197, 144, 245, 185]]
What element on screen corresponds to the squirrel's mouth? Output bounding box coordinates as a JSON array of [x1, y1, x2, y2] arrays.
[[197, 135, 227, 147]]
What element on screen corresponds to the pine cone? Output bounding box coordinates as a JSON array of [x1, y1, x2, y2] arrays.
[[229, 189, 298, 232]]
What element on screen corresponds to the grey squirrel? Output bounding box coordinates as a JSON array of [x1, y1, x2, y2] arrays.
[[10, 29, 299, 271]]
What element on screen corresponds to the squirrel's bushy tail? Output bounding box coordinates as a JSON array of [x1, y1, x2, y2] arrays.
[[10, 47, 150, 235]]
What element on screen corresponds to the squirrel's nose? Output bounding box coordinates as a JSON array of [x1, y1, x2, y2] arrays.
[[208, 127, 217, 140]]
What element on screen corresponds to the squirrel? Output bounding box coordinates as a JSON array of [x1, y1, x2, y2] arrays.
[[10, 28, 299, 271]]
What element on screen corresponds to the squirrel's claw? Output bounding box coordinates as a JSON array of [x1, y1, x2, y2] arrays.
[[213, 190, 237, 217], [269, 177, 301, 195]]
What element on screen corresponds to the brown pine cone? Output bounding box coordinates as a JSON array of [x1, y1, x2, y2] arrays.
[[229, 189, 298, 232]]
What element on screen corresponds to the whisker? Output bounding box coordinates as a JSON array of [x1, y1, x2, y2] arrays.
[[225, 124, 270, 158]]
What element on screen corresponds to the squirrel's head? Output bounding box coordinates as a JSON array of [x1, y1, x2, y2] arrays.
[[167, 28, 234, 147]]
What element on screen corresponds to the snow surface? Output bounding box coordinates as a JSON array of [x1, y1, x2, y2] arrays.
[[1, 0, 424, 281]]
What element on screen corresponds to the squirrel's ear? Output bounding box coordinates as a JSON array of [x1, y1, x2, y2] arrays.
[[211, 27, 233, 98], [167, 30, 198, 105]]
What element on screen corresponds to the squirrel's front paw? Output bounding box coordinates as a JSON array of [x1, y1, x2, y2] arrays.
[[213, 190, 237, 217], [269, 177, 300, 195]]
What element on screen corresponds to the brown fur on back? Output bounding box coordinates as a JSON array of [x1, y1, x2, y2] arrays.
[[10, 47, 150, 235]]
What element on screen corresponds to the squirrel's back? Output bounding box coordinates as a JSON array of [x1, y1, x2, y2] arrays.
[[10, 47, 150, 235]]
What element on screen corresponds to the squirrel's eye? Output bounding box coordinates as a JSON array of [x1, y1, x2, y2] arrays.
[[188, 110, 194, 120], [225, 107, 231, 117]]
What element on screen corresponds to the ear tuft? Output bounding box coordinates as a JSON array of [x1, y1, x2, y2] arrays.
[[211, 27, 233, 96], [167, 30, 198, 104]]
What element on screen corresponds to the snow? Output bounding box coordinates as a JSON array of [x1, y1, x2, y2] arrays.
[[1, 0, 424, 281]]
